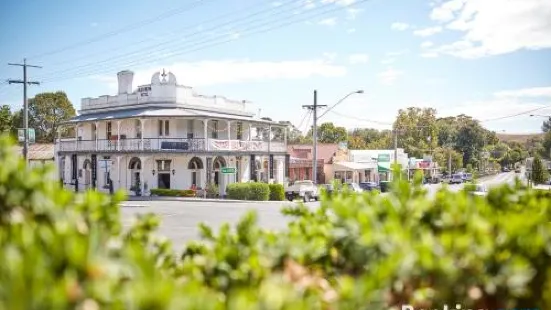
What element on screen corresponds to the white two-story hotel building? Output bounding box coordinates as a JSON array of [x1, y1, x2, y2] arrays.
[[55, 70, 289, 196]]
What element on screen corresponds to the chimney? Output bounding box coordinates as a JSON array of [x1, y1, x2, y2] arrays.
[[117, 70, 134, 94]]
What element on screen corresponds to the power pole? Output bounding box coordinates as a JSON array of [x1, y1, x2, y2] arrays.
[[302, 90, 326, 184], [7, 59, 41, 164]]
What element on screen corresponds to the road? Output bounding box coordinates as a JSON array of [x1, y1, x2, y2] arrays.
[[120, 171, 525, 250]]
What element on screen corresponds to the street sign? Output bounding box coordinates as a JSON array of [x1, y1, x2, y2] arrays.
[[17, 128, 35, 143], [378, 154, 390, 162], [221, 167, 236, 174]]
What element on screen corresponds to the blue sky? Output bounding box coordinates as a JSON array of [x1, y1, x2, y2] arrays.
[[1, 0, 550, 133]]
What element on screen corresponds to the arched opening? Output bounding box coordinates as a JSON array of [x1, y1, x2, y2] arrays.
[[188, 157, 204, 187], [128, 157, 141, 191], [212, 156, 226, 186]]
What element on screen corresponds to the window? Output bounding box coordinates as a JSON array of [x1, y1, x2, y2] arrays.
[[236, 122, 242, 140], [106, 122, 112, 139], [191, 171, 197, 186], [211, 120, 218, 139], [135, 120, 141, 138], [158, 120, 170, 136], [187, 120, 194, 139], [156, 160, 171, 172]]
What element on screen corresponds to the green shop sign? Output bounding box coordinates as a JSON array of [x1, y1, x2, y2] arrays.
[[377, 154, 390, 162]]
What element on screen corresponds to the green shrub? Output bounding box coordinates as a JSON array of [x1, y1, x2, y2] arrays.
[[268, 184, 285, 201], [226, 182, 270, 201], [226, 183, 249, 200], [2, 135, 551, 309], [150, 188, 196, 197]]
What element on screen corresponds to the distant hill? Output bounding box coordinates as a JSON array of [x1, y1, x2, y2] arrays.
[[496, 133, 544, 143]]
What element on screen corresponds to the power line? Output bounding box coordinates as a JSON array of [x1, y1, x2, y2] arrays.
[[42, 0, 270, 69], [296, 110, 310, 130], [27, 0, 216, 60], [328, 110, 393, 126], [38, 0, 370, 83], [35, 0, 305, 80], [479, 104, 551, 122]]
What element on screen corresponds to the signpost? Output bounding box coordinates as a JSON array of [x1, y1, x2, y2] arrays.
[[221, 167, 236, 174]]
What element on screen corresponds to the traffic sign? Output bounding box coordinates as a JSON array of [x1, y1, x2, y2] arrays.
[[221, 167, 236, 174], [17, 128, 35, 143]]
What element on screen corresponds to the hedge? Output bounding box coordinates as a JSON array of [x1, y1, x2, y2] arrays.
[[268, 183, 285, 201], [226, 182, 270, 201], [150, 188, 196, 197], [2, 135, 551, 309]]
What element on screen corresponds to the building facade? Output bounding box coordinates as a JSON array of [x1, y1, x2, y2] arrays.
[[55, 70, 288, 196], [287, 143, 339, 184]]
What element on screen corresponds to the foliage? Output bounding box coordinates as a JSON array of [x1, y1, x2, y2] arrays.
[[0, 105, 12, 134], [394, 107, 439, 158], [269, 183, 285, 201], [4, 134, 551, 309], [150, 188, 196, 197], [432, 146, 463, 174], [205, 183, 219, 198], [226, 182, 270, 201], [27, 91, 76, 143], [306, 122, 347, 144], [531, 155, 547, 184]]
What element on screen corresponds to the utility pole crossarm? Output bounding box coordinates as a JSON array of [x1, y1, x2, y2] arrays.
[[7, 58, 41, 164]]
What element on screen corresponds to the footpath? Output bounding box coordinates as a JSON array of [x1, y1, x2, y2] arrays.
[[125, 196, 290, 204]]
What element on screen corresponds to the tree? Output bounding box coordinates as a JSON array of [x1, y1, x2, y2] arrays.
[[0, 105, 11, 134], [393, 107, 439, 158], [28, 91, 76, 143], [542, 117, 551, 133], [433, 146, 463, 174], [306, 122, 347, 143], [531, 155, 546, 184]]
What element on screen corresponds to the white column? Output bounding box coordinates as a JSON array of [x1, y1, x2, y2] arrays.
[[203, 119, 209, 151], [116, 156, 121, 191], [248, 123, 252, 141], [139, 156, 148, 195], [227, 120, 232, 150], [268, 125, 271, 153], [116, 121, 121, 151], [95, 122, 99, 151], [139, 119, 145, 151], [75, 125, 79, 151]]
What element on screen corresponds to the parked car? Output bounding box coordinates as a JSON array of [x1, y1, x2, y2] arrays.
[[359, 182, 379, 191], [344, 182, 363, 193], [285, 180, 320, 202], [502, 167, 510, 172], [450, 174, 463, 184], [464, 173, 473, 182], [379, 181, 391, 192], [515, 168, 521, 173]]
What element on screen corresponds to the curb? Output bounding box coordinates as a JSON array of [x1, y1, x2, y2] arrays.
[[124, 196, 288, 204]]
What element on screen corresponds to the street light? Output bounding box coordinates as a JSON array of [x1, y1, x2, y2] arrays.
[[305, 89, 364, 184]]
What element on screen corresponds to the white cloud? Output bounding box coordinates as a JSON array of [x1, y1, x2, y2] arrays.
[[429, 0, 551, 58], [318, 17, 337, 26], [494, 86, 551, 98], [271, 1, 282, 6], [391, 22, 410, 31], [420, 52, 439, 58], [348, 53, 369, 64], [323, 52, 337, 61], [386, 49, 410, 57], [380, 58, 395, 65], [346, 8, 363, 20], [303, 0, 315, 9], [378, 68, 403, 85], [413, 26, 443, 37], [421, 41, 434, 48], [91, 59, 347, 89], [347, 28, 356, 33]]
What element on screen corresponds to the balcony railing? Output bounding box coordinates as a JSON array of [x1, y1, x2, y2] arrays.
[[58, 138, 286, 153]]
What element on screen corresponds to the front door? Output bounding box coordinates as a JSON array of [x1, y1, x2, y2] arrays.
[[158, 173, 171, 189]]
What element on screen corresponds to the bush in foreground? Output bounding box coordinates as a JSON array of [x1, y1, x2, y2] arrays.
[[1, 135, 551, 309]]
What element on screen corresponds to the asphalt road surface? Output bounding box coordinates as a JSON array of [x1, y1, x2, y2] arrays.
[[120, 171, 526, 250]]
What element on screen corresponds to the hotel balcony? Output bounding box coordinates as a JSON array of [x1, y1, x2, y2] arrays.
[[57, 137, 287, 153]]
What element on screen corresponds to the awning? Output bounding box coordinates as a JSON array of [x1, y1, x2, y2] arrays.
[[333, 161, 376, 171], [377, 162, 391, 172]]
